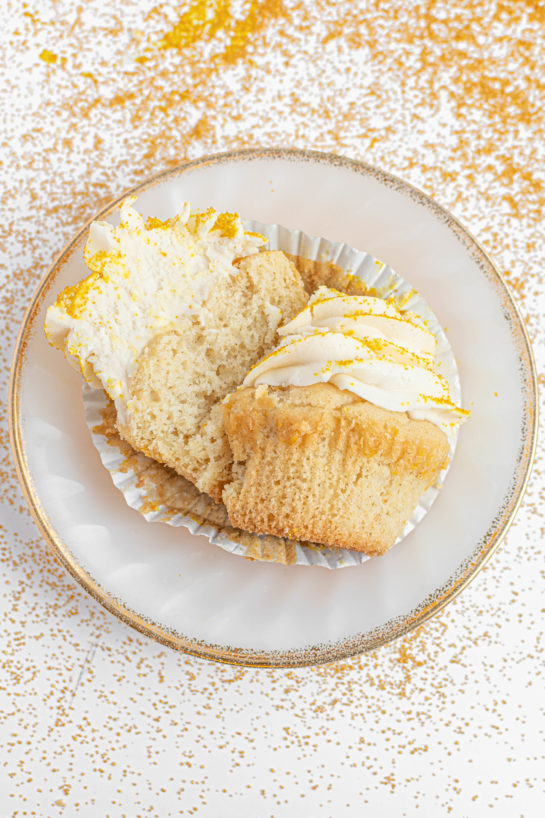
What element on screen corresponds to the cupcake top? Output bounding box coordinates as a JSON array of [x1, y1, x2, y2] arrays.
[[45, 198, 265, 417], [243, 287, 469, 433]]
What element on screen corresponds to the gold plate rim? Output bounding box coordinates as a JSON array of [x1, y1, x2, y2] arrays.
[[8, 147, 539, 668]]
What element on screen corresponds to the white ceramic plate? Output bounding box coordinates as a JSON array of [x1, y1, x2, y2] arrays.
[[10, 149, 537, 666]]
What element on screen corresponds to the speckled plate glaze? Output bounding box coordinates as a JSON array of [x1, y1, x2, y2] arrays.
[[9, 149, 537, 667]]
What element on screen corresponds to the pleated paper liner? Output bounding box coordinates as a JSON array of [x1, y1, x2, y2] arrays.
[[83, 221, 462, 569]]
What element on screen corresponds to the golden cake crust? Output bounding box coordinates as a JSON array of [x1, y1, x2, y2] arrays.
[[222, 383, 450, 555]]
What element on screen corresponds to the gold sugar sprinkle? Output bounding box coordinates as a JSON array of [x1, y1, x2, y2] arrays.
[[2, 0, 544, 812]]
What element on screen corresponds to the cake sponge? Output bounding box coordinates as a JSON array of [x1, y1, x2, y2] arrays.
[[222, 383, 450, 554], [119, 251, 308, 501]]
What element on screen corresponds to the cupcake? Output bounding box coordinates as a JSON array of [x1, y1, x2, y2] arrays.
[[222, 287, 469, 555], [45, 198, 308, 501]]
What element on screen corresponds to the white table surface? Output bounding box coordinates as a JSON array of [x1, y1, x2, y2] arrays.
[[2, 2, 544, 815]]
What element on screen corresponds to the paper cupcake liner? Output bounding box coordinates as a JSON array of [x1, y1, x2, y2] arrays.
[[83, 220, 461, 569]]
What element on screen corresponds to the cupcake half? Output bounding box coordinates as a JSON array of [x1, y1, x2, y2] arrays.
[[222, 287, 469, 555], [45, 199, 308, 501]]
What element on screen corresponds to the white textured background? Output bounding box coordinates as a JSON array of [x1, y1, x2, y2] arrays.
[[1, 1, 544, 815]]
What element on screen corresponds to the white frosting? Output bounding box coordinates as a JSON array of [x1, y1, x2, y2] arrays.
[[243, 287, 468, 433], [263, 302, 282, 331], [45, 198, 265, 418]]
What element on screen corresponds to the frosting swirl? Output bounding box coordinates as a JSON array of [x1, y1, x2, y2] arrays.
[[243, 287, 468, 433]]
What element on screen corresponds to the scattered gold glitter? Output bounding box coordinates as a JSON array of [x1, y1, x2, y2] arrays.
[[39, 48, 58, 64], [157, 0, 287, 64], [2, 0, 544, 813]]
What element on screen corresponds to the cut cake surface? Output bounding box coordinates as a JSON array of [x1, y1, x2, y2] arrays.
[[118, 250, 308, 501]]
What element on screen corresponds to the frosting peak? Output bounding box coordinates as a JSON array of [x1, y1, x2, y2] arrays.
[[243, 287, 469, 433]]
